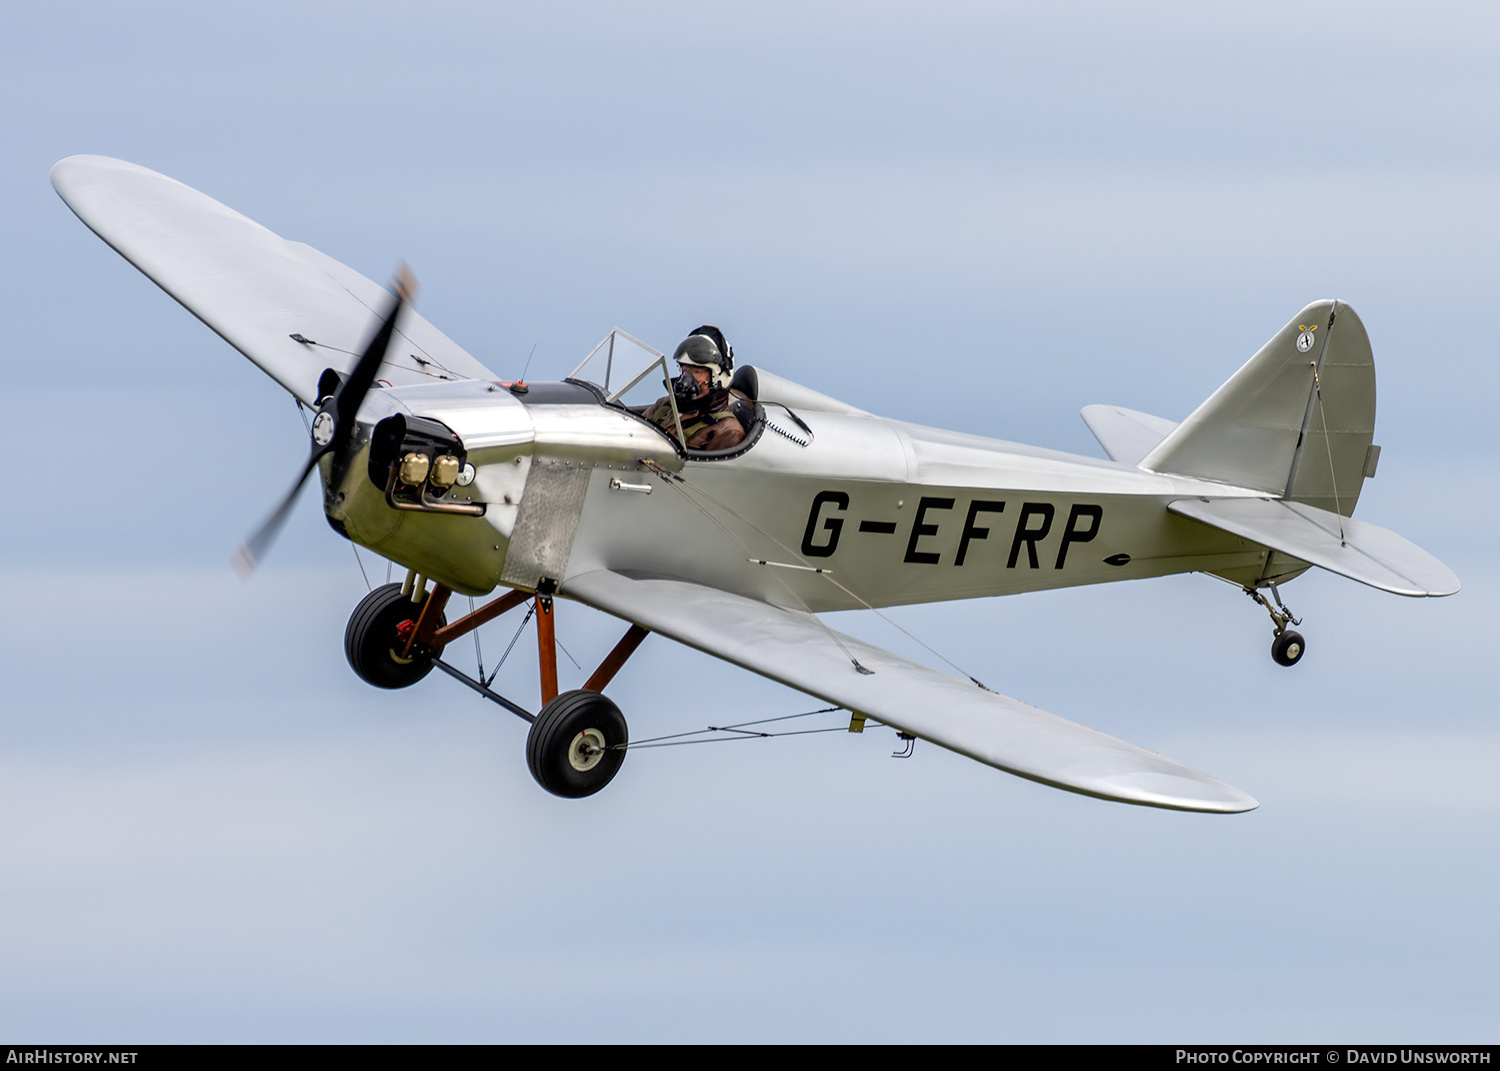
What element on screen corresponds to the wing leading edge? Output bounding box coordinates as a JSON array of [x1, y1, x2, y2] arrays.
[[563, 570, 1258, 813], [51, 155, 497, 404]]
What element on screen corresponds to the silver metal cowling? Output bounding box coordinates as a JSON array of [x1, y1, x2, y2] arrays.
[[326, 380, 683, 595]]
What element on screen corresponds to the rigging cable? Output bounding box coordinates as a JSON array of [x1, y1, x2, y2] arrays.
[[486, 602, 536, 689], [470, 596, 484, 684], [614, 707, 850, 750], [1311, 361, 1348, 546], [641, 461, 873, 675], [650, 462, 991, 690], [351, 544, 372, 592]]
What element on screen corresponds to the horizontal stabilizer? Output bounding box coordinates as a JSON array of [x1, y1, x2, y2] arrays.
[[1081, 405, 1178, 466], [1169, 497, 1459, 597], [564, 569, 1258, 813]]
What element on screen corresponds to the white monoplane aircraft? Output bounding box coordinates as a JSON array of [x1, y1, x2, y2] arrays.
[[52, 155, 1459, 814]]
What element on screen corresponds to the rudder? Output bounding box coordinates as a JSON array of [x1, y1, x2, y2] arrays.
[[1141, 300, 1375, 517]]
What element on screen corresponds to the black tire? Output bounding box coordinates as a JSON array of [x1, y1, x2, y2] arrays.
[[344, 583, 446, 689], [526, 689, 628, 798], [1271, 630, 1306, 667]]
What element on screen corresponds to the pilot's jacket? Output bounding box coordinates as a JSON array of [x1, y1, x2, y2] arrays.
[[647, 389, 751, 451]]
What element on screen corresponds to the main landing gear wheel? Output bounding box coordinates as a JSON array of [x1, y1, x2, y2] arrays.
[[344, 583, 447, 689], [526, 689, 628, 798], [1271, 630, 1306, 667]]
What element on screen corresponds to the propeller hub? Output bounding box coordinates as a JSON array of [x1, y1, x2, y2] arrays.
[[235, 263, 415, 580], [311, 410, 336, 447]]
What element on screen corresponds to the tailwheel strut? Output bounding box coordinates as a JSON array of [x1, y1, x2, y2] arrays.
[[375, 575, 650, 798], [1245, 583, 1306, 667]]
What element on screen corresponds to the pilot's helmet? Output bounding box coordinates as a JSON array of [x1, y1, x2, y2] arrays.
[[673, 327, 733, 391]]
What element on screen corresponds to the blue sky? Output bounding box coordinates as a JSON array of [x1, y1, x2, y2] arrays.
[[2, 1, 1496, 1042]]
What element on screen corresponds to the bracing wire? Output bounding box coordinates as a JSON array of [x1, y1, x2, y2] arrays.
[[614, 706, 850, 750], [642, 462, 874, 674], [486, 602, 536, 688], [555, 636, 583, 672], [1311, 362, 1348, 546], [351, 544, 372, 591], [648, 463, 990, 689], [470, 596, 484, 683]]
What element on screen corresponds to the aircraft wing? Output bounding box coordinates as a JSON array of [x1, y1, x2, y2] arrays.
[[562, 570, 1258, 813], [50, 155, 497, 404]]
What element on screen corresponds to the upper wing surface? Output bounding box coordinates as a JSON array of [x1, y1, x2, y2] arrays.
[[563, 570, 1258, 813], [51, 155, 497, 404]]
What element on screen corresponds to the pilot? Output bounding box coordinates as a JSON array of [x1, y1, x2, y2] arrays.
[[647, 325, 752, 451]]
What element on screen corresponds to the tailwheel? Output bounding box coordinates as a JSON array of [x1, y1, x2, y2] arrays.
[[1246, 583, 1305, 668], [1271, 630, 1305, 667], [345, 583, 447, 688], [526, 689, 628, 798]]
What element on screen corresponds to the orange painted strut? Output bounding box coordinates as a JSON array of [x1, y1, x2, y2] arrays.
[[404, 583, 452, 658], [584, 625, 650, 693], [535, 594, 559, 705], [407, 584, 648, 707], [429, 588, 530, 647]]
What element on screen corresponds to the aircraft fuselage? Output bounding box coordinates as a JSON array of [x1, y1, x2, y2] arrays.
[[326, 376, 1279, 609]]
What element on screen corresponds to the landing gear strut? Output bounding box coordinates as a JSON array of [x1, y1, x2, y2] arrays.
[[1246, 584, 1305, 667], [343, 574, 649, 797]]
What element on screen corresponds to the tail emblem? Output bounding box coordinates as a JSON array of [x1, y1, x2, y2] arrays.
[[1295, 325, 1317, 353]]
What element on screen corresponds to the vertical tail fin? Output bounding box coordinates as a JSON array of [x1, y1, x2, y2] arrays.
[[1141, 300, 1375, 517]]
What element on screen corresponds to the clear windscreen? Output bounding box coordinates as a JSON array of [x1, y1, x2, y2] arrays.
[[568, 328, 686, 444]]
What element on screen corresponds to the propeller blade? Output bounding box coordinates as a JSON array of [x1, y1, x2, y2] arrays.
[[332, 263, 416, 455], [232, 448, 328, 579], [233, 264, 417, 579]]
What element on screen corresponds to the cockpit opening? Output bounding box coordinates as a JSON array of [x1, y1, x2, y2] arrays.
[[566, 327, 766, 461]]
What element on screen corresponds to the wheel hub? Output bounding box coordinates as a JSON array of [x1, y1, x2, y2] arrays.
[[389, 618, 417, 664], [568, 728, 607, 772]]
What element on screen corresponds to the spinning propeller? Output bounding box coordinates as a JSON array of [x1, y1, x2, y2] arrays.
[[233, 266, 417, 578]]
